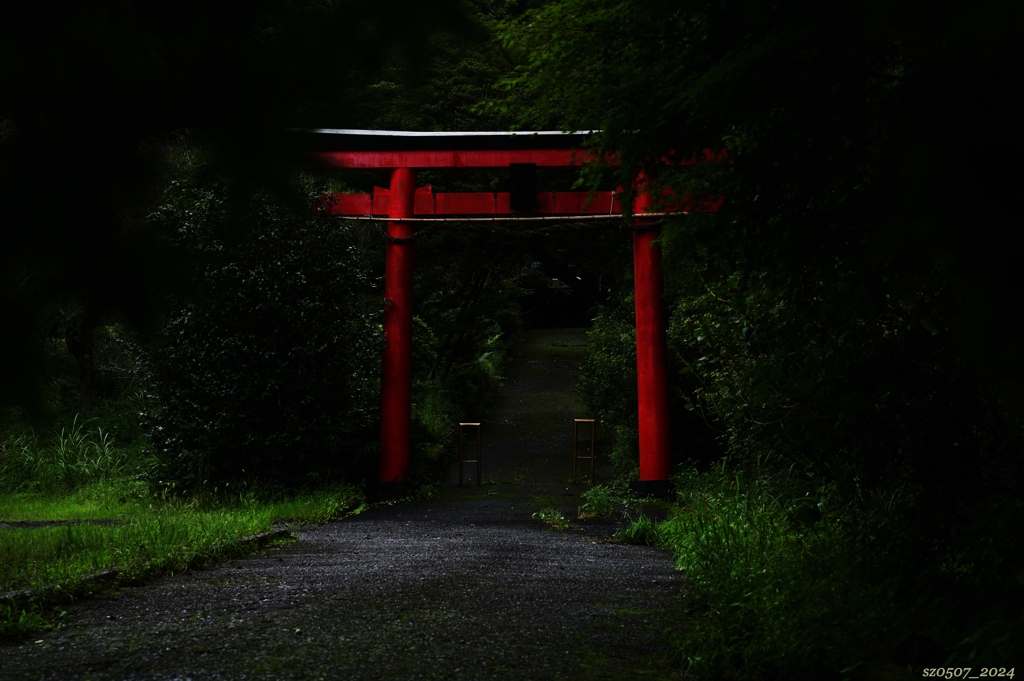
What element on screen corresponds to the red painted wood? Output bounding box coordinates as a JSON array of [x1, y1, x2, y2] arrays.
[[555, 191, 619, 214], [414, 185, 435, 215], [316, 185, 714, 487], [534, 192, 554, 214], [372, 186, 389, 215], [436, 192, 495, 215], [379, 167, 416, 483], [632, 178, 672, 482], [317, 193, 372, 215], [307, 148, 722, 170], [316, 190, 723, 217], [309, 149, 594, 169], [495, 193, 513, 214], [555, 192, 585, 214], [495, 191, 621, 215]]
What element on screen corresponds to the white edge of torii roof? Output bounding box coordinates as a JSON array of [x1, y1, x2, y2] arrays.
[[292, 128, 596, 137]]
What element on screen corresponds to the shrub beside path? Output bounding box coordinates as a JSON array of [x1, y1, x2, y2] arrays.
[[1, 329, 684, 681]]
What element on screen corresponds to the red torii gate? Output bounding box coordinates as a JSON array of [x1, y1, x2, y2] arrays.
[[300, 129, 717, 497]]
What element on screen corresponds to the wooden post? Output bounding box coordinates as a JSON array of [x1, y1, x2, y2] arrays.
[[459, 423, 482, 487], [573, 419, 596, 485], [379, 167, 416, 483], [632, 175, 672, 487]]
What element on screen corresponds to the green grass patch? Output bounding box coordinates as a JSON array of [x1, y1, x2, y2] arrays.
[[533, 507, 570, 529], [577, 484, 620, 519], [263, 486, 366, 524], [0, 478, 151, 522], [0, 503, 271, 594], [0, 479, 364, 640], [1, 482, 364, 593], [0, 602, 45, 639], [615, 513, 661, 545]]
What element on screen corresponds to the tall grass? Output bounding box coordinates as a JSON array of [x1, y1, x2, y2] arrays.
[[659, 464, 1024, 679], [1, 416, 131, 494], [616, 513, 661, 545], [661, 465, 850, 678], [662, 468, 797, 584]]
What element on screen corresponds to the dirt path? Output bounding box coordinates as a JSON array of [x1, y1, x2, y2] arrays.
[[1, 329, 683, 681], [446, 327, 615, 489]]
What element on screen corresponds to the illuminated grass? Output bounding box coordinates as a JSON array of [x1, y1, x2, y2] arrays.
[[533, 507, 570, 529], [0, 504, 271, 593], [0, 481, 364, 638]]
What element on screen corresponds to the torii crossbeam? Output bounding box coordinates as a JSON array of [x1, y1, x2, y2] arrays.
[[299, 129, 719, 496]]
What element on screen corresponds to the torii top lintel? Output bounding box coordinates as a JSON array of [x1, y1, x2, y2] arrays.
[[298, 129, 717, 170], [298, 130, 722, 217], [297, 128, 604, 169], [294, 129, 720, 169]]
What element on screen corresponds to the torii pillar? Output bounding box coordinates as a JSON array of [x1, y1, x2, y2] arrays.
[[630, 177, 674, 497], [379, 167, 416, 487]]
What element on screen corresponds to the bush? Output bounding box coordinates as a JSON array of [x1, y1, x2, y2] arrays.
[[145, 178, 383, 486], [575, 295, 640, 478]]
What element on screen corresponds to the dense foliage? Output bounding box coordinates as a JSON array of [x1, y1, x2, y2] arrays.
[[141, 169, 529, 487], [499, 0, 1024, 675], [144, 178, 383, 485]]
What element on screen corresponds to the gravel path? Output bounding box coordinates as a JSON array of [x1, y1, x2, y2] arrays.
[[1, 329, 684, 681]]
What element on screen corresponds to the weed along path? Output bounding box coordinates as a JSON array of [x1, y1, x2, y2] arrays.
[[1, 329, 684, 681]]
